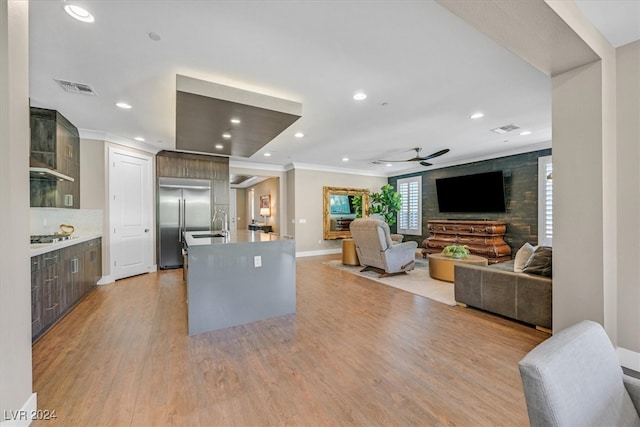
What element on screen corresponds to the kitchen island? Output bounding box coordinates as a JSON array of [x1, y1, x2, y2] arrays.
[[183, 230, 296, 336]]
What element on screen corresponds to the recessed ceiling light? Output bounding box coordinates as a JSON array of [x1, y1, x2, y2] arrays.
[[386, 163, 393, 167], [470, 112, 484, 119], [353, 92, 367, 101], [134, 137, 145, 142], [520, 130, 532, 136], [230, 118, 241, 124], [214, 144, 224, 150], [148, 32, 161, 41], [264, 152, 272, 157], [222, 132, 231, 139], [64, 4, 95, 23], [342, 157, 349, 162], [116, 102, 132, 109], [294, 132, 304, 138]]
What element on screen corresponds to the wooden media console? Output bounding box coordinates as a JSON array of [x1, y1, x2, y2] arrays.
[[421, 219, 511, 264]]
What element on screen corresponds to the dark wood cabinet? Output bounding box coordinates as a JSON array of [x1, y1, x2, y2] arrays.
[[156, 150, 230, 214], [156, 151, 223, 179], [248, 224, 272, 232], [30, 107, 80, 208], [31, 238, 102, 341]]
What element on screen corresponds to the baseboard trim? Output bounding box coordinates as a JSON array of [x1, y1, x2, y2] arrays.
[[296, 248, 341, 258], [618, 347, 640, 372], [1, 392, 37, 426], [97, 275, 115, 285]]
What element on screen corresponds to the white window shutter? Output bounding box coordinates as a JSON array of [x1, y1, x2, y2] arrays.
[[397, 176, 422, 236], [538, 156, 552, 246]]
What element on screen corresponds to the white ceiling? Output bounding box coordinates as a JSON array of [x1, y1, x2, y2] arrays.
[[575, 0, 640, 48], [28, 1, 635, 177]]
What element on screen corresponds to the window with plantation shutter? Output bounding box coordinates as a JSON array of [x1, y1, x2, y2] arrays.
[[538, 156, 552, 246], [397, 176, 422, 236]]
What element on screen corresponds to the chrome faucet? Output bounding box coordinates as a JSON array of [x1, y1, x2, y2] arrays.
[[211, 209, 229, 235]]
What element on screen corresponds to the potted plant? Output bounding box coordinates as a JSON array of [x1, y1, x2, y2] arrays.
[[353, 184, 402, 225], [441, 244, 470, 259], [370, 184, 402, 226]]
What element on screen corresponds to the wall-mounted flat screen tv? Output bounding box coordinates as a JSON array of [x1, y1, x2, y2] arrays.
[[436, 171, 506, 213], [329, 194, 356, 214]]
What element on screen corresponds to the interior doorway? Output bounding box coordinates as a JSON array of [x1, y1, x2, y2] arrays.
[[108, 146, 154, 281]]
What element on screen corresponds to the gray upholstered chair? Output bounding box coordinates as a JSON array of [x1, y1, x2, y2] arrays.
[[349, 218, 417, 277], [519, 320, 640, 427]]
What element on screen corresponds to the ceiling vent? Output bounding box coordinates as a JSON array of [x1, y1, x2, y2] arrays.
[[491, 124, 520, 134], [54, 78, 97, 96]]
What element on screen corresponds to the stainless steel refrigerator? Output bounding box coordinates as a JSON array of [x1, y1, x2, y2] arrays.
[[158, 177, 211, 269]]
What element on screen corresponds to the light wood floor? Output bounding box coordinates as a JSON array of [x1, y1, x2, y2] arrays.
[[32, 255, 548, 426]]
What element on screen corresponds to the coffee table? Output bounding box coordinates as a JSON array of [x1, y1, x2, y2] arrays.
[[428, 253, 488, 282]]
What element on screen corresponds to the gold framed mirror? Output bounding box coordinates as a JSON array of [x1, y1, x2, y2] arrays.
[[323, 186, 370, 240]]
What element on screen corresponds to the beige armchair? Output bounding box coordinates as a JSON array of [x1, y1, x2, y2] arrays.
[[349, 218, 418, 277]]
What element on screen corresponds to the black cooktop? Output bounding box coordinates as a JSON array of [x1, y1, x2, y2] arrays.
[[30, 234, 74, 244]]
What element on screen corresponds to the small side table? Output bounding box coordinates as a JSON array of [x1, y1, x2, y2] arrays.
[[428, 253, 488, 282], [342, 239, 359, 266]]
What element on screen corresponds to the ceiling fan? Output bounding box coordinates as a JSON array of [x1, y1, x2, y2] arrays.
[[379, 147, 450, 167]]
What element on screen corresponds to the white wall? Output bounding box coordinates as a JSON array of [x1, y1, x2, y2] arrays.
[[80, 138, 106, 209], [0, 0, 35, 419], [552, 61, 605, 329], [616, 40, 640, 355], [292, 168, 387, 254]]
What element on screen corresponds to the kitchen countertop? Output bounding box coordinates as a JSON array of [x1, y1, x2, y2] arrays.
[[30, 234, 102, 257], [184, 230, 287, 247]]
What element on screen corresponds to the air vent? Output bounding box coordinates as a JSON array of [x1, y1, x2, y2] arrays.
[[54, 78, 97, 96], [491, 124, 520, 134]]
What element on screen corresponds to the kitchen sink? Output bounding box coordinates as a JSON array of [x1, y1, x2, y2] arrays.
[[192, 233, 226, 238]]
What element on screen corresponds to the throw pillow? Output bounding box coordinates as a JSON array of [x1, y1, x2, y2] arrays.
[[513, 242, 536, 273], [522, 246, 552, 277]]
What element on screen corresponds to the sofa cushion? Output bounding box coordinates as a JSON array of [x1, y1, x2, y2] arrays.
[[514, 242, 536, 273], [522, 246, 552, 277]]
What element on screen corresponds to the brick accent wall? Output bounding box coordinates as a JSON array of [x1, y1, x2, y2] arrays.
[[388, 149, 552, 256]]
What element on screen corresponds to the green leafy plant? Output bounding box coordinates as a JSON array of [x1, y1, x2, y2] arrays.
[[352, 184, 402, 225], [441, 244, 470, 259], [370, 184, 402, 226], [352, 194, 364, 218]]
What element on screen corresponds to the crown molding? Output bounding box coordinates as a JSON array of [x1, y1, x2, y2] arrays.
[[79, 129, 162, 154]]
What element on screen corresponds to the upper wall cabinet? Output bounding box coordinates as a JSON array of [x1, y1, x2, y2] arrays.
[[156, 150, 230, 212], [156, 150, 229, 180], [30, 107, 80, 209]]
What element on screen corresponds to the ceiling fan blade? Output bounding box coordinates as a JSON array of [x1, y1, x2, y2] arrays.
[[378, 147, 449, 163], [422, 148, 450, 161]]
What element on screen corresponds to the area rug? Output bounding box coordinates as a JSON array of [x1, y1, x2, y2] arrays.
[[324, 258, 456, 306]]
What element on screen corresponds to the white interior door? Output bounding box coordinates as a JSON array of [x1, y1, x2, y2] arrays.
[[109, 147, 153, 280]]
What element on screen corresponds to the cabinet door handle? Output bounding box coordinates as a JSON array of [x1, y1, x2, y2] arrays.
[[44, 276, 58, 282], [44, 254, 59, 261], [45, 303, 59, 311]]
